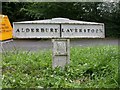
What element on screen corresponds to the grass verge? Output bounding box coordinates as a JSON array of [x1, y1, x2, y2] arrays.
[[2, 45, 119, 88]]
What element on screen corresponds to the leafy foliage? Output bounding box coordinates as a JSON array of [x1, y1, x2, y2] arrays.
[[2, 46, 118, 88], [2, 2, 120, 37]]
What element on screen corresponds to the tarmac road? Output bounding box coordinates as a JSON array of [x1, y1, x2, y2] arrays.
[[1, 38, 118, 52]]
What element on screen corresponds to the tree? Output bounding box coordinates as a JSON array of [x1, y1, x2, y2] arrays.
[[2, 2, 30, 22], [2, 2, 120, 37]]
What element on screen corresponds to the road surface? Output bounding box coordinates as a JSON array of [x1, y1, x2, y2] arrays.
[[1, 38, 118, 52]]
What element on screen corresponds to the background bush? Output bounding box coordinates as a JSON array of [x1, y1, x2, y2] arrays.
[[2, 2, 120, 38]]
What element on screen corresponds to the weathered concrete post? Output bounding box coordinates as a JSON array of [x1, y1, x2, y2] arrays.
[[52, 39, 70, 68]]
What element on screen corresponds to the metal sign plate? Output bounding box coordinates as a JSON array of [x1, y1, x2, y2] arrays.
[[13, 23, 60, 38], [62, 24, 105, 38], [13, 19, 105, 39]]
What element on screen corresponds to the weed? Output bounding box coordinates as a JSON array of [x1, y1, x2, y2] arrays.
[[2, 45, 118, 88]]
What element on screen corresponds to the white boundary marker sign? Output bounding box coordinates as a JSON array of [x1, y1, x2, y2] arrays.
[[13, 18, 105, 68], [13, 18, 105, 39]]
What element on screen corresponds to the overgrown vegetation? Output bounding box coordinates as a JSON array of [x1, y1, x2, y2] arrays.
[[2, 46, 118, 88]]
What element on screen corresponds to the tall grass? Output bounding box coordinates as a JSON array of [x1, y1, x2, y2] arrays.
[[2, 45, 118, 88]]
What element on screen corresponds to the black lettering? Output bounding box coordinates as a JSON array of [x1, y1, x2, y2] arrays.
[[84, 29, 86, 32], [16, 29, 20, 33], [36, 28, 39, 32], [50, 28, 53, 32], [41, 28, 44, 32], [31, 28, 34, 32], [61, 29, 64, 32], [99, 29, 103, 33], [66, 29, 70, 32], [45, 28, 49, 32], [91, 29, 95, 33], [79, 29, 82, 32], [21, 28, 25, 32], [70, 29, 73, 32], [46, 28, 48, 32], [75, 29, 78, 32], [26, 28, 30, 32], [55, 29, 58, 32], [96, 29, 98, 33], [87, 29, 90, 32]]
